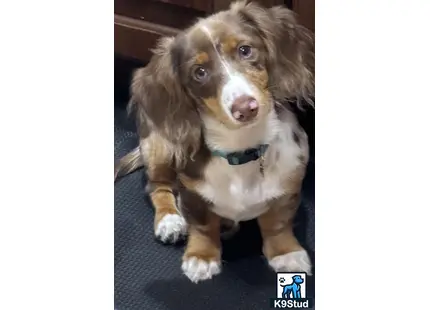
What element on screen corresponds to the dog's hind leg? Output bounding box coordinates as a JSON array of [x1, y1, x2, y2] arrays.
[[284, 287, 293, 299]]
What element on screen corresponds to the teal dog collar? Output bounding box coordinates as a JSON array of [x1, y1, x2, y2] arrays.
[[211, 144, 269, 165]]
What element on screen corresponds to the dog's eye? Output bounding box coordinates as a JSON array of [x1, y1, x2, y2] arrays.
[[192, 66, 209, 82], [238, 45, 253, 59]]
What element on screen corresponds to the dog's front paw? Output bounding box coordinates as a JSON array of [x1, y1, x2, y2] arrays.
[[155, 214, 187, 243], [181, 256, 221, 283], [269, 250, 312, 275]]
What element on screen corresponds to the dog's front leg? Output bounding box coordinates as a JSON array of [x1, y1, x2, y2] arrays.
[[179, 183, 222, 283], [143, 135, 187, 244], [258, 193, 312, 274], [181, 215, 221, 283], [146, 161, 187, 243]]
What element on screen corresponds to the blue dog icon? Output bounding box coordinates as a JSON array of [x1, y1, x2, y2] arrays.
[[280, 275, 304, 299]]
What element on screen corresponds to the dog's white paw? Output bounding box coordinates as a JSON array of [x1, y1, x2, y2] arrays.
[[155, 214, 187, 243], [181, 257, 221, 283], [269, 250, 312, 275]]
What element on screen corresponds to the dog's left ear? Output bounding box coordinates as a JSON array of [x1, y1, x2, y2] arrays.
[[231, 1, 314, 105]]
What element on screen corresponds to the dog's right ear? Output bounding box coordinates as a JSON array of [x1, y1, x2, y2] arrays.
[[128, 36, 202, 159], [231, 1, 314, 106]]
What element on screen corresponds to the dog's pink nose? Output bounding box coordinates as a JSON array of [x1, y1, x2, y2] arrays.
[[231, 95, 258, 122]]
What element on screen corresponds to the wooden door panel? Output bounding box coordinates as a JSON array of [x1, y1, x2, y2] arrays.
[[115, 0, 205, 30], [114, 0, 315, 63], [293, 0, 314, 32], [213, 0, 284, 11], [155, 0, 212, 13]]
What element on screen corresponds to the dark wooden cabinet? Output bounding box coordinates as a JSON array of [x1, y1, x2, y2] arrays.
[[114, 0, 314, 63], [156, 0, 213, 12]]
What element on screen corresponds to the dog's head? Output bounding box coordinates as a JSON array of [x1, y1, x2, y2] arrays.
[[130, 1, 314, 162], [292, 275, 304, 284]]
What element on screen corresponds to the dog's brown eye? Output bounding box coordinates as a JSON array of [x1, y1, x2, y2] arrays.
[[238, 45, 253, 59], [193, 66, 208, 82]]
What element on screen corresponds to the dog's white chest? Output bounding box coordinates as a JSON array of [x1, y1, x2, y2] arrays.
[[196, 142, 300, 222]]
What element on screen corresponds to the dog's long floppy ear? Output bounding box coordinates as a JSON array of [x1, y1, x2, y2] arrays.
[[128, 36, 201, 161], [231, 1, 315, 105]]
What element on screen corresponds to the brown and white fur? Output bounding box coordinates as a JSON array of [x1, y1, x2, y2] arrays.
[[114, 1, 314, 283]]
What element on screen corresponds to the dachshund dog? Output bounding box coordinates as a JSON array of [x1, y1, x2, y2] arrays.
[[115, 0, 314, 283]]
